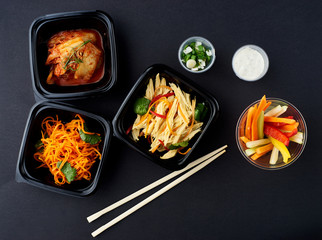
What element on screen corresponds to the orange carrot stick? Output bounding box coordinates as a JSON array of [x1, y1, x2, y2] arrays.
[[278, 122, 299, 131], [240, 136, 250, 144], [263, 101, 272, 111], [245, 106, 256, 140], [255, 143, 274, 155], [251, 95, 267, 141], [264, 116, 296, 124], [251, 149, 272, 161]]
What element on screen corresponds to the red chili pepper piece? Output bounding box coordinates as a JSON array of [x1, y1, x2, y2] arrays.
[[125, 125, 133, 135], [150, 110, 166, 119], [264, 124, 290, 146], [149, 92, 175, 107], [158, 139, 170, 151]]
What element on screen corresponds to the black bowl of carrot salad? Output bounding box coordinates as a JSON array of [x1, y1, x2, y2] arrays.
[[112, 64, 219, 170], [16, 101, 112, 197]]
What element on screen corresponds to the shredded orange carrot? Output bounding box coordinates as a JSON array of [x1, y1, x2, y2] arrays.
[[172, 122, 184, 132], [134, 97, 168, 127], [151, 143, 160, 153], [176, 97, 189, 124], [160, 124, 167, 134], [166, 113, 177, 136], [178, 148, 192, 155], [33, 115, 101, 185], [145, 114, 152, 138]]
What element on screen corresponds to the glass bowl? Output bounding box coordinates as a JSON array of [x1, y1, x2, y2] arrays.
[[236, 98, 307, 170], [178, 36, 215, 73]]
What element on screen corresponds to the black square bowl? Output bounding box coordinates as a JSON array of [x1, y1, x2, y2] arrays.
[[112, 64, 219, 170], [16, 101, 112, 197], [29, 10, 117, 101]]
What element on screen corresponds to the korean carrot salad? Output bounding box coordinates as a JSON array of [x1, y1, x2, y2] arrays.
[[239, 95, 304, 165], [34, 114, 102, 185], [129, 73, 208, 159]]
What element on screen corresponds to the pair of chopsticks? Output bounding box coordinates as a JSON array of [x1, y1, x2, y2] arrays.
[[87, 145, 227, 237]]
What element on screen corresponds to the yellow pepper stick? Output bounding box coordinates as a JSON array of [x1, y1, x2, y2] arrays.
[[268, 136, 291, 163]]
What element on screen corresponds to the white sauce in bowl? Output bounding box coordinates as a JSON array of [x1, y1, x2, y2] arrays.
[[232, 45, 269, 81]]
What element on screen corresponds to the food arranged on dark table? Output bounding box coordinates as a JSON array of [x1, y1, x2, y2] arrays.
[[10, 6, 313, 239]]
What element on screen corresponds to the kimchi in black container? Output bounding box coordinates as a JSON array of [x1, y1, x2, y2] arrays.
[[112, 64, 219, 170], [29, 10, 117, 101], [16, 101, 112, 197]]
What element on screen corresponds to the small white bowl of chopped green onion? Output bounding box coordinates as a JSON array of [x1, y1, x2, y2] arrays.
[[178, 36, 215, 73]]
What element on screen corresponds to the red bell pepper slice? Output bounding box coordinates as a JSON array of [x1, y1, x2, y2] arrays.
[[283, 127, 298, 138], [264, 124, 290, 146]]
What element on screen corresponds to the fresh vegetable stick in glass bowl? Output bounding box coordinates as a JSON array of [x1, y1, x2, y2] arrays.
[[236, 95, 307, 170]]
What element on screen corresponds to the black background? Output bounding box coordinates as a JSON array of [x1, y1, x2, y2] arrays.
[[1, 0, 322, 239]]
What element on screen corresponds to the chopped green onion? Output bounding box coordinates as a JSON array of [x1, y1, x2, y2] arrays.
[[180, 41, 212, 71]]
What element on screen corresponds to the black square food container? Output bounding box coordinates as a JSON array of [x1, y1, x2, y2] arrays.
[[29, 10, 117, 101], [112, 64, 219, 170], [16, 101, 112, 197]]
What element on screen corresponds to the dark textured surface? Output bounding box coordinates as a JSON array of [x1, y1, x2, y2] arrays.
[[1, 1, 322, 239]]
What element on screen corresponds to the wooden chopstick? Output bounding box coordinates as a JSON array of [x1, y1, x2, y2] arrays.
[[90, 148, 227, 237], [87, 145, 227, 223]]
